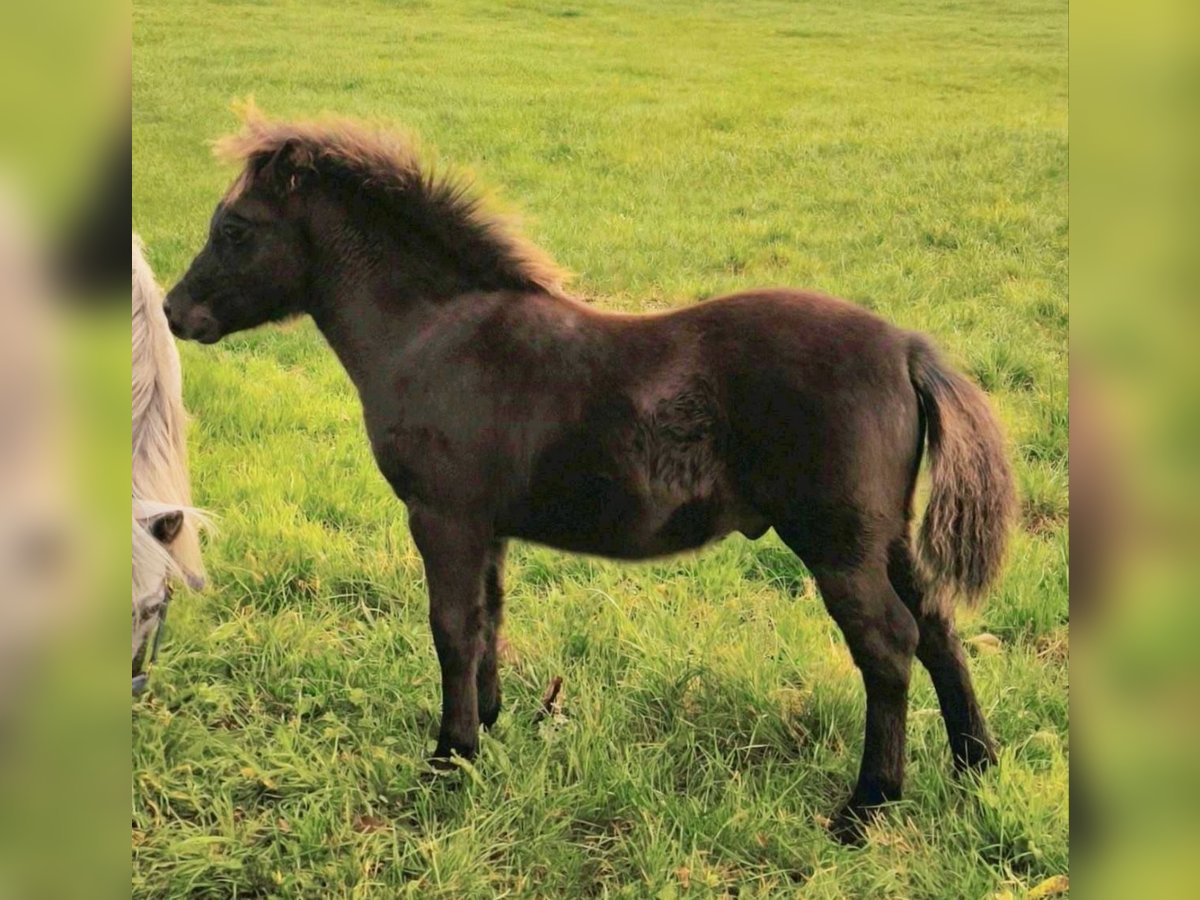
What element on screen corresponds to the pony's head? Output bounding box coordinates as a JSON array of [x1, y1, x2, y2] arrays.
[[164, 128, 315, 343], [165, 107, 569, 343], [132, 500, 200, 694]]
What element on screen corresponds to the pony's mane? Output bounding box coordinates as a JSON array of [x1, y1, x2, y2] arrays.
[[215, 108, 571, 297], [132, 234, 205, 587]]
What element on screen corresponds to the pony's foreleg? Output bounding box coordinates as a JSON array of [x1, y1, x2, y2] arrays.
[[409, 508, 492, 764], [476, 540, 508, 729]]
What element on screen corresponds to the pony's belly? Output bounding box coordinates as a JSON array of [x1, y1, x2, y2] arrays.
[[506, 486, 763, 560], [509, 393, 763, 558]]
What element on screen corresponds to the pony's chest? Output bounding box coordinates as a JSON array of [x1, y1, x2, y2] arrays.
[[365, 415, 461, 506]]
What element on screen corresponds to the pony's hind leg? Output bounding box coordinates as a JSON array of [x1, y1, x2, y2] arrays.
[[887, 537, 997, 772], [476, 541, 507, 729], [780, 526, 920, 843]]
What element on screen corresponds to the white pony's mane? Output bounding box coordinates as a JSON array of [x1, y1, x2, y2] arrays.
[[132, 234, 205, 587]]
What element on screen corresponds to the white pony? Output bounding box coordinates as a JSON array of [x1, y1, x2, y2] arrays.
[[132, 234, 206, 693]]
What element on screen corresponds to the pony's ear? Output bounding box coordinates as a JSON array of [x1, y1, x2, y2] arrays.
[[252, 139, 311, 195], [147, 509, 184, 546]]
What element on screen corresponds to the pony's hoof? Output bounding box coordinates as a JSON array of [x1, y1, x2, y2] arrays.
[[426, 739, 477, 777], [427, 754, 458, 773], [829, 810, 867, 846], [418, 764, 462, 790], [828, 801, 882, 846], [953, 738, 998, 775], [479, 696, 502, 730]]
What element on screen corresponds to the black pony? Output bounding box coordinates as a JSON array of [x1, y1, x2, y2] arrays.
[[166, 112, 1014, 842]]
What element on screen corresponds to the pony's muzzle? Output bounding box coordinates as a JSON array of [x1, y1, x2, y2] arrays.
[[164, 287, 221, 343]]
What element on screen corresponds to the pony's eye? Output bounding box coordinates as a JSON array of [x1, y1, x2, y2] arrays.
[[220, 220, 249, 244], [137, 599, 163, 624]]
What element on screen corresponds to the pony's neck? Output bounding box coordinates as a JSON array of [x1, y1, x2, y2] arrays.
[[311, 183, 544, 301], [308, 261, 433, 396], [305, 190, 565, 393], [303, 204, 472, 395]]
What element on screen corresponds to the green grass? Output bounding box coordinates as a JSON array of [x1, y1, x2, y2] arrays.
[[133, 1, 1068, 896]]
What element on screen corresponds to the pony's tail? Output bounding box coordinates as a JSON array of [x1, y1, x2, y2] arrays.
[[908, 334, 1015, 614]]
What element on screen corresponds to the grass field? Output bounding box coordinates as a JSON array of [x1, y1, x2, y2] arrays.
[[132, 1, 1068, 896]]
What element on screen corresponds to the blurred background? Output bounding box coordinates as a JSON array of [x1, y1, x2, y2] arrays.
[[0, 1, 129, 897], [1072, 1, 1200, 897]]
